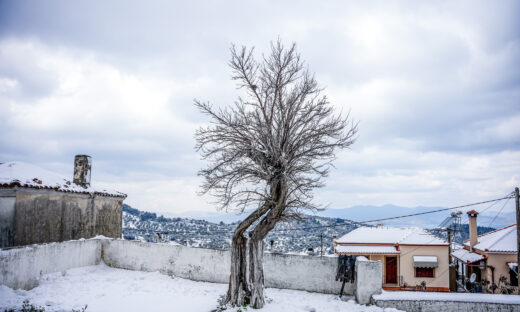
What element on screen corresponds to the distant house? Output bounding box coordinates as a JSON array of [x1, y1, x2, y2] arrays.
[[0, 155, 126, 248], [451, 210, 518, 290], [334, 226, 450, 292]]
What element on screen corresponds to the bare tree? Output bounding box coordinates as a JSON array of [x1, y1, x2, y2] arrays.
[[195, 40, 357, 308]]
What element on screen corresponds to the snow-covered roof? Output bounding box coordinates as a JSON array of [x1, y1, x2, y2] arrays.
[[0, 161, 126, 198], [451, 248, 484, 263], [336, 227, 447, 246], [463, 224, 517, 253], [335, 245, 399, 254]]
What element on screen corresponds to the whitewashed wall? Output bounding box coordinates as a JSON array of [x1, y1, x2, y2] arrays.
[[1, 238, 382, 298], [102, 239, 351, 295], [264, 252, 349, 294], [102, 239, 230, 284], [0, 239, 101, 290]]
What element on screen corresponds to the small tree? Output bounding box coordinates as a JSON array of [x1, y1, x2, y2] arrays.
[[195, 41, 357, 308]]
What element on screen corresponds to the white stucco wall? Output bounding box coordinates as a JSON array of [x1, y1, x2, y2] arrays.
[[355, 256, 383, 304], [102, 239, 349, 295], [1, 238, 377, 299], [0, 239, 102, 290], [101, 239, 230, 284]]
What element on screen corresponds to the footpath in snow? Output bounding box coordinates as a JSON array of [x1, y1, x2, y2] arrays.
[[374, 290, 520, 305], [0, 263, 401, 312]]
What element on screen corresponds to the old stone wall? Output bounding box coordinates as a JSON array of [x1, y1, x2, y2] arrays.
[[93, 197, 122, 239], [0, 191, 16, 248], [0, 188, 122, 247]]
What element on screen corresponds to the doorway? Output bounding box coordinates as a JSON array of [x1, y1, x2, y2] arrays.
[[385, 256, 398, 284]]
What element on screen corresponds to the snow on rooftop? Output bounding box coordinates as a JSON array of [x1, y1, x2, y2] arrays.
[[335, 245, 399, 254], [374, 290, 520, 305], [463, 224, 517, 253], [451, 248, 484, 263], [0, 264, 402, 312], [0, 162, 125, 198], [336, 227, 447, 246]]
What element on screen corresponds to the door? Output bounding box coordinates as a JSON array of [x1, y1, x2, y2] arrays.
[[385, 256, 398, 284]]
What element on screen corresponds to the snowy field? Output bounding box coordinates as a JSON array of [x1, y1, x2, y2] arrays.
[[0, 264, 401, 312]]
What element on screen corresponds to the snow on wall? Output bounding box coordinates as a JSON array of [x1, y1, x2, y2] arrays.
[[1, 238, 378, 298], [0, 239, 102, 290], [101, 239, 230, 284], [102, 239, 351, 295]]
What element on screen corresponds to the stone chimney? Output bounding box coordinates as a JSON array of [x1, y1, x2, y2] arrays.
[[73, 155, 92, 188], [467, 210, 479, 251]]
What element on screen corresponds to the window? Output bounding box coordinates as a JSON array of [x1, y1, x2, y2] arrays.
[[415, 267, 434, 278]]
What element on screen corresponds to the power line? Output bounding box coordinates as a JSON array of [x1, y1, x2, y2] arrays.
[[272, 193, 515, 232], [488, 196, 512, 228]]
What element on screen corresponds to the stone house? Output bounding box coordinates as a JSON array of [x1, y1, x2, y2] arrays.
[[334, 226, 450, 292], [451, 210, 518, 290], [0, 155, 126, 248]]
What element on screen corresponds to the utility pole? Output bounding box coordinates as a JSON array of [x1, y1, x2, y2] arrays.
[[515, 187, 520, 278], [320, 233, 323, 257]]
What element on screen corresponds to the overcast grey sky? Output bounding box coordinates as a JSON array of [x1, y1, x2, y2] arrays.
[[0, 0, 519, 218]]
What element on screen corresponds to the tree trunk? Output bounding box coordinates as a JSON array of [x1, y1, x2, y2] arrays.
[[248, 179, 287, 309], [249, 237, 265, 308], [227, 233, 249, 306], [225, 204, 271, 307]]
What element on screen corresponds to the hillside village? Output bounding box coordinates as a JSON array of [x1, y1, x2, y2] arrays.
[[121, 204, 494, 254]]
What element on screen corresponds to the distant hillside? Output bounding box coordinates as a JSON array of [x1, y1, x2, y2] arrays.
[[122, 204, 497, 252], [122, 204, 358, 254]]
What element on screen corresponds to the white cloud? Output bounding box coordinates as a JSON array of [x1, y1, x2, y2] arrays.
[[317, 147, 519, 211], [0, 1, 519, 217]]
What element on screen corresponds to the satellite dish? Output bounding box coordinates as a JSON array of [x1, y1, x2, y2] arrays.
[[470, 273, 476, 283]]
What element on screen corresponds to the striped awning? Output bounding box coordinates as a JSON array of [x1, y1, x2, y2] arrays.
[[413, 256, 438, 268]]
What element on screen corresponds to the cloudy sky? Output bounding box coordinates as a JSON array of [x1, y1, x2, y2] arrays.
[[0, 1, 519, 220]]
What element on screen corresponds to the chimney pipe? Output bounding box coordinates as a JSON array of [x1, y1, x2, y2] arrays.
[[467, 210, 479, 251], [73, 155, 92, 188]]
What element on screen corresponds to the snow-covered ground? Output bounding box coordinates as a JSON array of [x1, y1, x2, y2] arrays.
[[374, 290, 520, 304], [0, 264, 400, 312]]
